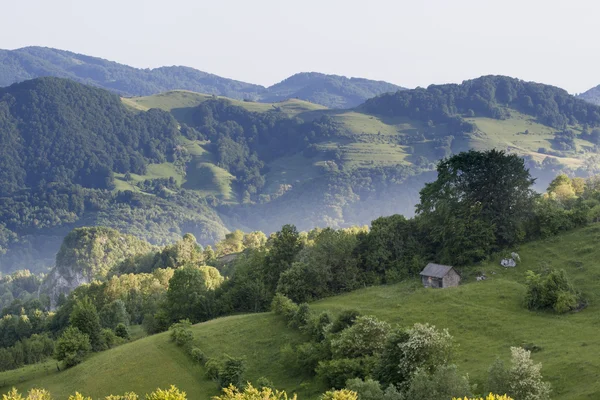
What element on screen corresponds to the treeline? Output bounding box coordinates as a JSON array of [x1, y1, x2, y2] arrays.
[[362, 75, 600, 129]]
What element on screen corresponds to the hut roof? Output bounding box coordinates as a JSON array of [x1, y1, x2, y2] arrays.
[[420, 263, 454, 278]]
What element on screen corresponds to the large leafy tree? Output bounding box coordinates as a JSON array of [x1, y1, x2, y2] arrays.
[[70, 297, 104, 351], [165, 265, 219, 323], [417, 150, 536, 248]]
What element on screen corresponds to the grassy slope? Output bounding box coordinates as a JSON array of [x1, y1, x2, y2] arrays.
[[5, 225, 600, 399], [122, 91, 592, 202]]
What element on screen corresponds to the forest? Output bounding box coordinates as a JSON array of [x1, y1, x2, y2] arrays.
[[0, 149, 593, 400]]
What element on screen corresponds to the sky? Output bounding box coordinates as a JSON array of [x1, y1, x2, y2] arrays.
[[2, 0, 599, 93]]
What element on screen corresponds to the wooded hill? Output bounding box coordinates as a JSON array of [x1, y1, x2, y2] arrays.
[[2, 74, 600, 273], [0, 47, 403, 108]]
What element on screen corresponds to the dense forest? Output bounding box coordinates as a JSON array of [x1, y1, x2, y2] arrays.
[[362, 75, 600, 129], [0, 47, 402, 108]]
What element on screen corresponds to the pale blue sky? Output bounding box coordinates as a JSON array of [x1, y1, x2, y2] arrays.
[[2, 0, 599, 93]]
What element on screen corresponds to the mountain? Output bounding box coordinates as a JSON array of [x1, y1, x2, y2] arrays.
[[578, 84, 600, 105], [5, 224, 600, 399], [263, 72, 404, 108], [0, 47, 403, 108], [0, 46, 264, 99], [2, 75, 600, 274], [0, 77, 228, 273]]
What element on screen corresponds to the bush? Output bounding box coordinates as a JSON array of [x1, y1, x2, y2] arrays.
[[213, 384, 296, 400], [487, 347, 551, 400], [115, 323, 130, 340], [145, 385, 187, 400], [305, 311, 332, 342], [3, 388, 53, 400], [525, 269, 580, 313], [329, 310, 361, 334], [101, 329, 119, 349], [320, 389, 358, 400], [190, 347, 205, 364], [218, 356, 246, 388], [271, 294, 299, 322], [331, 316, 390, 358], [169, 320, 194, 347], [316, 357, 374, 389], [255, 377, 274, 390], [54, 327, 92, 368], [406, 365, 471, 400], [289, 303, 312, 329], [205, 358, 222, 380]]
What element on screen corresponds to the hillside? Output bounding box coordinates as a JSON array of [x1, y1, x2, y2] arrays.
[[0, 47, 402, 108], [5, 224, 600, 399], [578, 84, 600, 105], [3, 75, 600, 273], [262, 72, 404, 109]]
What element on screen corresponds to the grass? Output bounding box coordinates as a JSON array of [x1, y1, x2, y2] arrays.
[[121, 91, 326, 123], [6, 226, 600, 399], [1, 314, 309, 400]]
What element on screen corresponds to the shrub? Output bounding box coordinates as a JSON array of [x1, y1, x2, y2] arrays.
[[271, 294, 299, 321], [115, 323, 130, 340], [525, 269, 580, 313], [487, 347, 551, 400], [145, 385, 187, 400], [213, 384, 296, 400], [3, 388, 53, 400], [305, 311, 332, 342], [331, 316, 390, 359], [101, 329, 119, 349], [255, 377, 274, 390], [406, 365, 471, 400], [169, 320, 194, 347], [54, 327, 92, 368], [218, 356, 246, 389], [190, 347, 205, 364], [289, 303, 312, 329], [316, 357, 374, 389], [205, 358, 222, 380], [320, 389, 358, 400], [329, 310, 360, 334]]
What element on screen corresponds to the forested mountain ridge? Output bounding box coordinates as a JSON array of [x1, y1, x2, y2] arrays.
[[0, 47, 403, 108], [578, 84, 600, 106], [0, 77, 228, 273], [0, 47, 263, 100], [3, 74, 600, 275]]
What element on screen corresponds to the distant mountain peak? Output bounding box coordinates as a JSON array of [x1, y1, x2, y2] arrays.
[[0, 47, 404, 108]]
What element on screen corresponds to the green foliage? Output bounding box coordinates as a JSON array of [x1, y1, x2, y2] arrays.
[[270, 294, 299, 322], [70, 297, 104, 351], [316, 358, 374, 389], [329, 310, 361, 334], [375, 323, 453, 390], [54, 327, 91, 368], [525, 269, 580, 313], [331, 316, 390, 359], [363, 75, 600, 129], [100, 300, 130, 330], [115, 323, 130, 340], [169, 320, 194, 347], [101, 329, 119, 349], [55, 227, 156, 280], [190, 347, 205, 364], [319, 389, 358, 400], [264, 225, 303, 293], [218, 356, 246, 389], [344, 378, 402, 400], [487, 347, 551, 400], [405, 365, 471, 400], [164, 265, 220, 323], [145, 385, 187, 400], [418, 149, 535, 250]]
